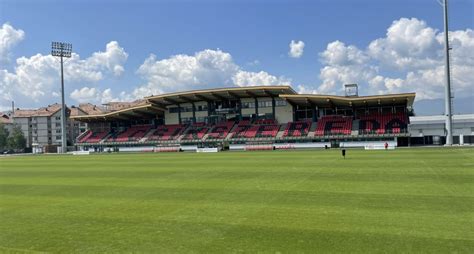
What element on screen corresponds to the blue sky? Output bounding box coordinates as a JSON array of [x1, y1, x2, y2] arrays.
[[0, 0, 473, 111]]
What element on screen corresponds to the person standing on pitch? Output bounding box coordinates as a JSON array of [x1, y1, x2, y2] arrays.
[[384, 142, 389, 150]]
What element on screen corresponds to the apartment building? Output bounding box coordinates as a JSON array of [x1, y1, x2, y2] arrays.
[[12, 103, 103, 149]]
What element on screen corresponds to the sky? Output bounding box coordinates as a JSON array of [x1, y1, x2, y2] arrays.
[[0, 0, 473, 114]]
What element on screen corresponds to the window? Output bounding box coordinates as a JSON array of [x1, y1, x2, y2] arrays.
[[56, 123, 61, 127], [196, 117, 207, 123], [275, 100, 287, 107], [197, 105, 208, 111], [181, 117, 193, 124], [169, 107, 179, 113], [242, 102, 255, 108], [55, 116, 61, 120], [56, 136, 61, 140], [258, 101, 272, 108]]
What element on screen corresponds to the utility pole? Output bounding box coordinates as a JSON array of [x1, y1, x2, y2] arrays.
[[51, 42, 72, 153], [442, 0, 453, 145]]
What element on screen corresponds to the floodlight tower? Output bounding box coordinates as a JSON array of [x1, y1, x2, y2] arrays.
[[51, 42, 72, 153], [442, 0, 453, 145]]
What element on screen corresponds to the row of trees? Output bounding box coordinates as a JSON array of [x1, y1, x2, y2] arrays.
[[0, 123, 26, 151]]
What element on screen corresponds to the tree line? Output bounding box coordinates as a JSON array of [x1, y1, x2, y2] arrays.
[[0, 123, 26, 151]]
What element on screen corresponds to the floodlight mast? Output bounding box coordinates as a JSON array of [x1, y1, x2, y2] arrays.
[[442, 0, 453, 145], [51, 42, 72, 153]]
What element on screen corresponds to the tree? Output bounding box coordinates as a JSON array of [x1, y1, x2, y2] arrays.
[[0, 123, 8, 150], [7, 126, 26, 151]]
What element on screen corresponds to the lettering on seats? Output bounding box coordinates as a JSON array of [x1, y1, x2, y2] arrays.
[[326, 121, 345, 132], [257, 125, 266, 136], [385, 118, 406, 131], [360, 119, 380, 131], [236, 125, 251, 137], [212, 126, 227, 137], [287, 122, 309, 136]]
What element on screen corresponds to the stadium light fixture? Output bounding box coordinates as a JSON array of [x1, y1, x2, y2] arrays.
[[440, 0, 453, 145], [51, 41, 72, 153]]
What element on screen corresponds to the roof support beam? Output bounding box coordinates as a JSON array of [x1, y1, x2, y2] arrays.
[[245, 90, 257, 98], [263, 90, 275, 98], [210, 92, 227, 101], [147, 106, 165, 114], [178, 103, 182, 124], [326, 98, 335, 109], [286, 99, 296, 107], [128, 111, 156, 119], [149, 101, 167, 109], [111, 114, 129, 121], [192, 102, 196, 124], [163, 97, 180, 105], [310, 102, 317, 122], [193, 94, 211, 102], [227, 91, 240, 100]]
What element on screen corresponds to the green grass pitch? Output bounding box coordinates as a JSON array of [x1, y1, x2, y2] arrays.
[[0, 148, 473, 253]]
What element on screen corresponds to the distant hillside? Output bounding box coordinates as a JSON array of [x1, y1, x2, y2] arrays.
[[414, 96, 474, 116]]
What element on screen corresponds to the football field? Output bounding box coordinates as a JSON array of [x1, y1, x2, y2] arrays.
[[1, 148, 473, 253]]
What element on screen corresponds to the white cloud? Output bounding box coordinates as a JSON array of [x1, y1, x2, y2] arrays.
[[318, 64, 378, 95], [70, 87, 100, 103], [133, 50, 239, 98], [70, 87, 121, 104], [297, 84, 317, 94], [320, 41, 368, 66], [233, 70, 290, 87], [0, 23, 25, 63], [438, 29, 474, 66], [315, 18, 474, 100], [100, 88, 120, 103], [289, 40, 305, 58], [132, 49, 290, 99], [85, 41, 128, 76], [0, 32, 128, 108], [367, 18, 441, 70]]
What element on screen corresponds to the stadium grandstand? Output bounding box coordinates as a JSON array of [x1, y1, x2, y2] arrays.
[[70, 85, 430, 151]]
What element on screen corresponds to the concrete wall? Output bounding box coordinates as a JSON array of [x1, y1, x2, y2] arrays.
[[275, 102, 293, 124]]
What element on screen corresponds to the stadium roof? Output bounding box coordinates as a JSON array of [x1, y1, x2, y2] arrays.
[[279, 93, 416, 108], [70, 86, 415, 121], [146, 86, 297, 106], [70, 103, 164, 121]]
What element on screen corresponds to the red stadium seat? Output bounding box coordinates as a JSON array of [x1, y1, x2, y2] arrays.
[[148, 124, 187, 141], [207, 121, 235, 139], [230, 119, 279, 138], [283, 121, 311, 137], [315, 115, 352, 136], [359, 112, 408, 134], [80, 131, 109, 143]]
